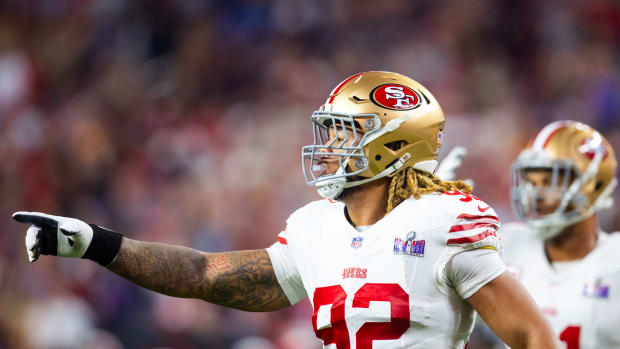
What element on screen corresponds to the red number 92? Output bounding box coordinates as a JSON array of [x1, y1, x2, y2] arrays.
[[312, 283, 410, 349]]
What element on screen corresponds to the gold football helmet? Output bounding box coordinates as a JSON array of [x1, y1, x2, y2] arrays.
[[511, 120, 617, 239], [302, 71, 445, 199]]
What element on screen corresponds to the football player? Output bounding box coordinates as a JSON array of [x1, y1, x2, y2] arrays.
[[503, 120, 620, 348], [12, 72, 559, 349]]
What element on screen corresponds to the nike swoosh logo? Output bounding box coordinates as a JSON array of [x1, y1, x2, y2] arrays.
[[478, 205, 490, 212]]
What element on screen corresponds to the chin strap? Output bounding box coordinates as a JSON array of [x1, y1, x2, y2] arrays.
[[316, 153, 413, 199], [362, 113, 417, 145], [557, 147, 604, 213], [344, 153, 412, 188]]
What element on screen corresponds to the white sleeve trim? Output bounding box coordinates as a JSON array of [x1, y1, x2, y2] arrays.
[[266, 242, 307, 305], [443, 248, 506, 299]]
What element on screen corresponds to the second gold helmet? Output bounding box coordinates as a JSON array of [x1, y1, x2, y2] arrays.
[[511, 120, 617, 239]]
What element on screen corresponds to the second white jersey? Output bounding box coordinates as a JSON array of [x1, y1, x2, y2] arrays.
[[268, 191, 505, 349], [502, 223, 620, 349]]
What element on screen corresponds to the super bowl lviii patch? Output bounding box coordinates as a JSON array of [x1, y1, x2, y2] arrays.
[[583, 279, 609, 298], [394, 231, 425, 257]]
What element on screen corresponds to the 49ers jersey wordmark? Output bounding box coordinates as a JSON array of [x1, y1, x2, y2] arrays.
[[267, 191, 505, 349]]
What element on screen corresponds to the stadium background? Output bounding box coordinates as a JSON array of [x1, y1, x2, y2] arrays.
[[0, 0, 619, 348]]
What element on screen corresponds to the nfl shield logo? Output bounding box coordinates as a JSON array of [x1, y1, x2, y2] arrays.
[[351, 237, 363, 249]]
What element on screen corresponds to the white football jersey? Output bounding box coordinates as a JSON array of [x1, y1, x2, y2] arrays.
[[267, 191, 505, 349], [502, 223, 620, 349]]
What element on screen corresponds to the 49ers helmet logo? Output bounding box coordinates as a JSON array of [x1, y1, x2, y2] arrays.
[[370, 84, 421, 111], [579, 136, 609, 160]]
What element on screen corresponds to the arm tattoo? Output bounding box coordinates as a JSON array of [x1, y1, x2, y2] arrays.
[[107, 238, 291, 312]]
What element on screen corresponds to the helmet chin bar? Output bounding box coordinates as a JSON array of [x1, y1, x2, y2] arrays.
[[316, 167, 348, 199]]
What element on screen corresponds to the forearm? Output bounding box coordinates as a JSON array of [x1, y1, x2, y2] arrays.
[[495, 305, 560, 349], [469, 272, 560, 349], [108, 238, 290, 311], [479, 305, 558, 349]]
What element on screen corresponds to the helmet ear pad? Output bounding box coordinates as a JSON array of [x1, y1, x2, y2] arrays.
[[360, 136, 438, 178]]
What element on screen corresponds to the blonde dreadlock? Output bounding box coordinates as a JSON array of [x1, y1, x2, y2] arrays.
[[386, 166, 472, 213]]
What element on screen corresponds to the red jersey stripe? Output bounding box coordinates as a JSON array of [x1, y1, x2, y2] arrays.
[[457, 213, 499, 222], [449, 222, 499, 233], [447, 230, 498, 245], [277, 236, 288, 245]]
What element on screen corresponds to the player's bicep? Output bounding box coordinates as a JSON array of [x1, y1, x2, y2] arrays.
[[443, 248, 506, 299], [266, 236, 307, 305], [205, 249, 291, 312]]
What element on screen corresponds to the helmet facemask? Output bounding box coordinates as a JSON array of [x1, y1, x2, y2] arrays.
[[302, 110, 415, 199], [302, 111, 382, 199], [511, 146, 616, 240]]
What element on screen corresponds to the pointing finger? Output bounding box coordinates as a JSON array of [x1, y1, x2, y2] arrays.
[[12, 212, 59, 228]]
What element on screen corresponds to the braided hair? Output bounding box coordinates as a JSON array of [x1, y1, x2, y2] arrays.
[[386, 166, 472, 213]]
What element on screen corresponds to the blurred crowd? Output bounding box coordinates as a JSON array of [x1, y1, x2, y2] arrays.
[[0, 0, 619, 348]]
